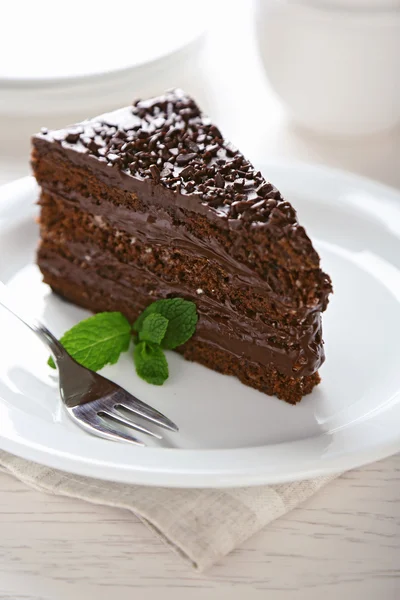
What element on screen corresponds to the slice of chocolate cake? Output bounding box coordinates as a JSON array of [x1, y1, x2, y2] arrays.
[[32, 89, 332, 404]]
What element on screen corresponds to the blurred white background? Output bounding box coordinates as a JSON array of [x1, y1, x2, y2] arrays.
[[0, 0, 399, 187]]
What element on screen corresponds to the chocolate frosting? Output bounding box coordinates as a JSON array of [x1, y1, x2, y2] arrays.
[[36, 89, 312, 234]]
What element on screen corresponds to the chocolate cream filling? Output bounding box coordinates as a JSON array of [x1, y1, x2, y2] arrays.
[[39, 248, 323, 378], [38, 181, 325, 315], [38, 191, 325, 378]]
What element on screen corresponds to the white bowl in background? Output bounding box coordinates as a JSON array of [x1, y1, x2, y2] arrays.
[[0, 36, 207, 119], [255, 0, 400, 136], [0, 0, 208, 119]]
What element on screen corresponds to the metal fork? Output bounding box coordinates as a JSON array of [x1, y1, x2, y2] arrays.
[[0, 281, 178, 446]]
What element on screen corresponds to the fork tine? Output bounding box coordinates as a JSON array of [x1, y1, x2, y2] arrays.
[[116, 397, 179, 432], [68, 408, 146, 446], [99, 410, 162, 440], [94, 424, 145, 446]]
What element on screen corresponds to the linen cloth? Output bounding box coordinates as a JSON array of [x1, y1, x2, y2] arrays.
[[0, 450, 337, 571]]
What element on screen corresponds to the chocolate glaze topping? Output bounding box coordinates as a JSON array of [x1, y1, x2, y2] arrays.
[[38, 89, 295, 226]]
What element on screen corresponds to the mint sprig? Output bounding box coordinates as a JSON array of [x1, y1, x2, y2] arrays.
[[134, 341, 169, 386], [48, 312, 131, 371], [47, 298, 198, 387], [133, 298, 197, 384], [133, 298, 198, 349], [138, 313, 169, 345]]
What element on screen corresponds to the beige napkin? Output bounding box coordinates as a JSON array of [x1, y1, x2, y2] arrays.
[[0, 449, 337, 571]]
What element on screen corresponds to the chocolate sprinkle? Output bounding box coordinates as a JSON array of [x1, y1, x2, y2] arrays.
[[65, 131, 82, 144], [215, 172, 225, 188], [149, 164, 160, 183], [180, 165, 195, 180], [48, 89, 287, 224], [176, 152, 198, 166]]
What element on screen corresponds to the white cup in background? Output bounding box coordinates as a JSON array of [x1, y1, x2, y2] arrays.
[[255, 0, 400, 136]]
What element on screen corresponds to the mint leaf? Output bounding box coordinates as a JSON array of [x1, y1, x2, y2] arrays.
[[134, 298, 198, 349], [139, 313, 169, 345], [134, 341, 169, 385], [48, 312, 131, 371]]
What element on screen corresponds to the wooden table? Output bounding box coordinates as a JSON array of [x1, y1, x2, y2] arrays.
[[0, 458, 399, 599], [1, 2, 400, 597]]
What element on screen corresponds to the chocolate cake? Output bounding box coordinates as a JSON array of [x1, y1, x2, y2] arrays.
[[32, 89, 332, 404]]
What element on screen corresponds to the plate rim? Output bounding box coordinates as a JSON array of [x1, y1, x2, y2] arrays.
[[1, 164, 400, 487]]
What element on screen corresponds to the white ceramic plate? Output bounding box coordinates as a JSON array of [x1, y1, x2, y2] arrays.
[[1, 165, 400, 487]]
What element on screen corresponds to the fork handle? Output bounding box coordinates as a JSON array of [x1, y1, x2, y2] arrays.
[[0, 280, 67, 363]]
